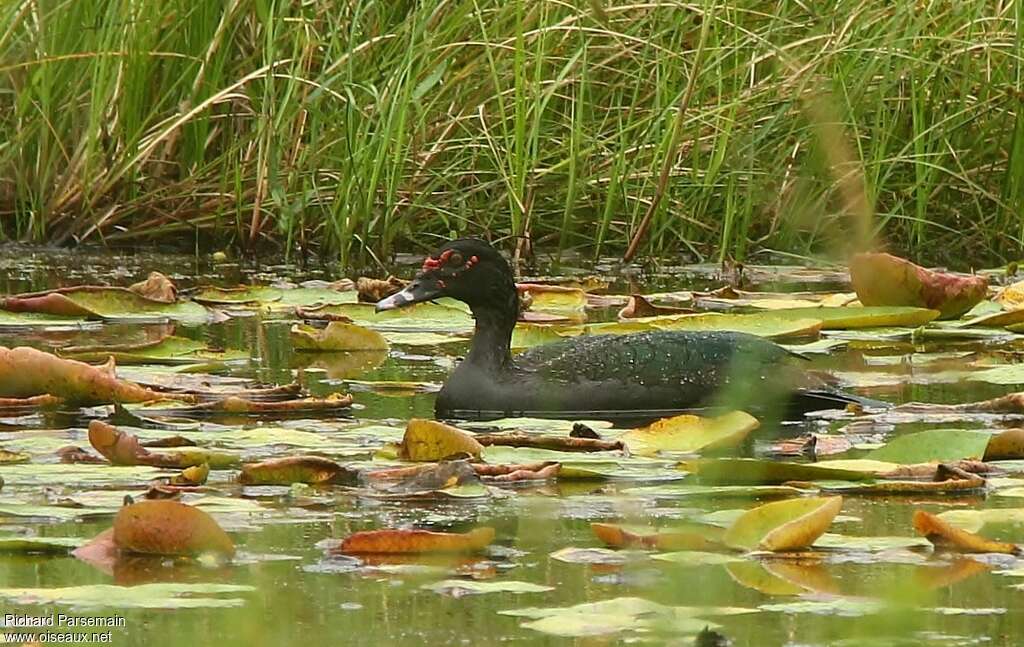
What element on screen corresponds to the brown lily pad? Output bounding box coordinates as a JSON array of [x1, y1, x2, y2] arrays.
[[912, 510, 1021, 555], [335, 527, 495, 555], [0, 347, 167, 404], [237, 456, 358, 485], [113, 500, 235, 557]]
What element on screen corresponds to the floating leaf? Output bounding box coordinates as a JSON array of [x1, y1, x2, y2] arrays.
[[336, 527, 495, 554], [996, 279, 1024, 310], [617, 295, 692, 319], [113, 500, 235, 557], [502, 597, 741, 638], [0, 449, 29, 464], [0, 287, 209, 323], [912, 510, 1021, 555], [549, 546, 629, 564], [590, 312, 822, 340], [621, 411, 758, 456], [0, 346, 165, 404], [238, 456, 357, 485], [302, 301, 473, 332], [650, 551, 741, 566], [723, 496, 842, 551], [936, 508, 1024, 536], [290, 322, 389, 352], [399, 418, 483, 461], [511, 323, 584, 349], [591, 522, 723, 551], [957, 309, 1024, 328], [850, 253, 987, 319], [423, 580, 554, 597], [983, 429, 1024, 460], [0, 536, 83, 553], [60, 336, 246, 365], [866, 429, 991, 464], [770, 306, 939, 329], [0, 583, 254, 609], [680, 458, 881, 484]]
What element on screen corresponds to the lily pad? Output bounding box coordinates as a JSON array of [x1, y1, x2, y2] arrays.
[[422, 580, 554, 596], [850, 253, 987, 319], [589, 312, 822, 340], [723, 496, 843, 551], [865, 429, 992, 463], [0, 583, 255, 609], [621, 411, 758, 456], [290, 322, 389, 352], [770, 306, 939, 329]]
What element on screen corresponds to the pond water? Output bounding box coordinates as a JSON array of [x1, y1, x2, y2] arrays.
[[1, 246, 1023, 646]]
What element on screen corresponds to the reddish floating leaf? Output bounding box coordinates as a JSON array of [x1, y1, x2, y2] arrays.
[[113, 500, 235, 557], [850, 252, 987, 319], [336, 527, 495, 554]]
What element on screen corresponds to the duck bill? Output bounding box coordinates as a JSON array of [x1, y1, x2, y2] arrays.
[[375, 280, 444, 312]]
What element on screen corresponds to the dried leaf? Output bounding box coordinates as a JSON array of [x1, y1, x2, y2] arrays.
[[336, 527, 495, 554], [0, 346, 167, 404], [912, 510, 1021, 555], [984, 428, 1024, 460], [591, 523, 722, 551], [238, 456, 357, 485], [129, 272, 177, 303]]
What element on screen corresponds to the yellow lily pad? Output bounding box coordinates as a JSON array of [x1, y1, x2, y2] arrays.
[[621, 411, 758, 456], [723, 496, 843, 551]]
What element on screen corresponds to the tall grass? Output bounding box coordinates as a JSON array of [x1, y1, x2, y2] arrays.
[[0, 0, 1020, 267]]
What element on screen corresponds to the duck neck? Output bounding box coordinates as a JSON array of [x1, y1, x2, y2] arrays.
[[464, 289, 518, 372]]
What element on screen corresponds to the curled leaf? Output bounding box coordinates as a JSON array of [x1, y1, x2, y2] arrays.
[[984, 428, 1024, 460], [724, 496, 842, 552], [850, 252, 987, 319], [113, 500, 235, 557], [912, 510, 1021, 555], [591, 522, 722, 551], [290, 322, 389, 352], [399, 418, 483, 461], [0, 346, 166, 404]]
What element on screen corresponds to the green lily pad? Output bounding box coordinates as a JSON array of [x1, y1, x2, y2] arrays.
[[812, 533, 931, 551], [60, 336, 247, 365], [770, 306, 939, 329], [680, 458, 880, 484], [0, 464, 167, 487], [1, 288, 209, 323], [589, 313, 822, 340], [422, 580, 554, 596], [0, 583, 255, 609], [300, 300, 473, 332], [0, 536, 84, 553], [291, 322, 389, 352], [511, 324, 585, 349], [502, 597, 747, 638], [865, 429, 992, 463], [651, 551, 742, 566], [723, 496, 842, 551]]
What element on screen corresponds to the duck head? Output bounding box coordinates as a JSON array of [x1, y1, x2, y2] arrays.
[[375, 238, 516, 312]]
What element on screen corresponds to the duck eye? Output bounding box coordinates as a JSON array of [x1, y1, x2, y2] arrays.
[[447, 252, 463, 266]]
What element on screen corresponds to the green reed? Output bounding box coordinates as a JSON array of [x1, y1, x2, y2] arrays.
[[0, 0, 1020, 267]]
